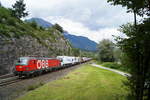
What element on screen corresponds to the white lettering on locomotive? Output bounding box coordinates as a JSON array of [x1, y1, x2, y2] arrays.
[[42, 60, 45, 69], [37, 60, 42, 69], [37, 60, 49, 69], [45, 60, 48, 68]]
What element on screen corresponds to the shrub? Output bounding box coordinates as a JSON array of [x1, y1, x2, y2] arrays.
[[101, 62, 130, 72], [30, 21, 38, 29], [102, 62, 121, 69], [7, 17, 16, 26], [0, 25, 11, 37]]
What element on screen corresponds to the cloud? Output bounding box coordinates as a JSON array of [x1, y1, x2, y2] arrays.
[[1, 0, 134, 42], [46, 17, 121, 43]]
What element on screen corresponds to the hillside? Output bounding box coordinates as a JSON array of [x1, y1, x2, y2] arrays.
[[0, 7, 72, 75], [27, 18, 97, 51], [64, 31, 97, 51]]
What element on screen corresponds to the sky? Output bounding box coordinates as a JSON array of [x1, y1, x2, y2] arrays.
[[1, 0, 135, 43]]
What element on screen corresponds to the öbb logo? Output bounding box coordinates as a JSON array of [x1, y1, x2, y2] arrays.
[[37, 60, 48, 69]]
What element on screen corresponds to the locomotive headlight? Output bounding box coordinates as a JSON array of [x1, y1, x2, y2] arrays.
[[19, 66, 22, 68]]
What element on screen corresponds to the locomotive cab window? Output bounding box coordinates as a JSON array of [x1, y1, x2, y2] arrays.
[[60, 58, 63, 62], [16, 58, 28, 65]]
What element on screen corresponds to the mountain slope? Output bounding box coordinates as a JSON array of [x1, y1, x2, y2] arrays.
[[26, 18, 53, 28], [0, 8, 72, 75], [64, 31, 97, 51], [27, 17, 97, 51]]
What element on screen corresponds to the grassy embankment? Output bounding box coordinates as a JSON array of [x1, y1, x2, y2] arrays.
[[18, 64, 129, 100]]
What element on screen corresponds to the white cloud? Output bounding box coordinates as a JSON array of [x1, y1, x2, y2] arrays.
[[1, 0, 134, 43], [46, 17, 121, 43]]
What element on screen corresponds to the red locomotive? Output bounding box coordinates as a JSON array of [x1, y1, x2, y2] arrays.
[[14, 57, 61, 77]]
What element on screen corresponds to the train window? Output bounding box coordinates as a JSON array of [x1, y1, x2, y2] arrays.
[[58, 58, 63, 62], [16, 58, 28, 65]]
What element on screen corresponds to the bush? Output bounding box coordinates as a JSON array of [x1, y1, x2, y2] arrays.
[[101, 62, 130, 72], [0, 25, 11, 37], [7, 17, 16, 26], [30, 21, 38, 29], [0, 7, 11, 18], [102, 62, 120, 69]]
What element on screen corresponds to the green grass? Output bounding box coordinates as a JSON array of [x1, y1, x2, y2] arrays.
[[17, 65, 129, 100]]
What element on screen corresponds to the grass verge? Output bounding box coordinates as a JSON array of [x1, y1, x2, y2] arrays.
[[17, 64, 129, 100]]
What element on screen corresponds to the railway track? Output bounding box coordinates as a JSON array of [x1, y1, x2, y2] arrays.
[[0, 61, 90, 87], [0, 73, 14, 79], [0, 75, 20, 87]]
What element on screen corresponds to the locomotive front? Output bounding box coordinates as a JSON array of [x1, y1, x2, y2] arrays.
[[14, 57, 30, 76]]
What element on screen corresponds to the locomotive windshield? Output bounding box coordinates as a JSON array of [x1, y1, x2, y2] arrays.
[[16, 57, 28, 65]]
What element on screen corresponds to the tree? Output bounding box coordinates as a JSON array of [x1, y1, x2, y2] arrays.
[[117, 20, 150, 100], [97, 39, 115, 62], [0, 1, 2, 7], [107, 1, 150, 100], [72, 48, 80, 56], [107, 0, 150, 25], [107, 0, 150, 16], [52, 23, 64, 33], [30, 21, 38, 29], [113, 47, 122, 62], [12, 0, 28, 19]]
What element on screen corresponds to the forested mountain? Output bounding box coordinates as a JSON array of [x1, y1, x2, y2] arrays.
[[64, 31, 97, 51]]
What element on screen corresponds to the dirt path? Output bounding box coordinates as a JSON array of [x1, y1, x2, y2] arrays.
[[91, 63, 131, 77]]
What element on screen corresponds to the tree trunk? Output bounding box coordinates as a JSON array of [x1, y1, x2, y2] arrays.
[[148, 87, 150, 100], [133, 10, 137, 27]]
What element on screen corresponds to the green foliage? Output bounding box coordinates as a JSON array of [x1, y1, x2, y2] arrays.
[[97, 39, 115, 62], [7, 17, 16, 25], [0, 7, 12, 23], [0, 24, 11, 37], [80, 50, 96, 58], [29, 21, 38, 29], [101, 62, 130, 72], [52, 23, 64, 33], [94, 60, 102, 65], [107, 0, 150, 16], [113, 47, 122, 62], [12, 0, 28, 19], [102, 62, 121, 69], [117, 19, 150, 99], [72, 48, 80, 56], [0, 7, 73, 57], [107, 0, 150, 99]]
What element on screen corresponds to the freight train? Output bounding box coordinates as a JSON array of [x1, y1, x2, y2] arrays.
[[14, 56, 91, 77]]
